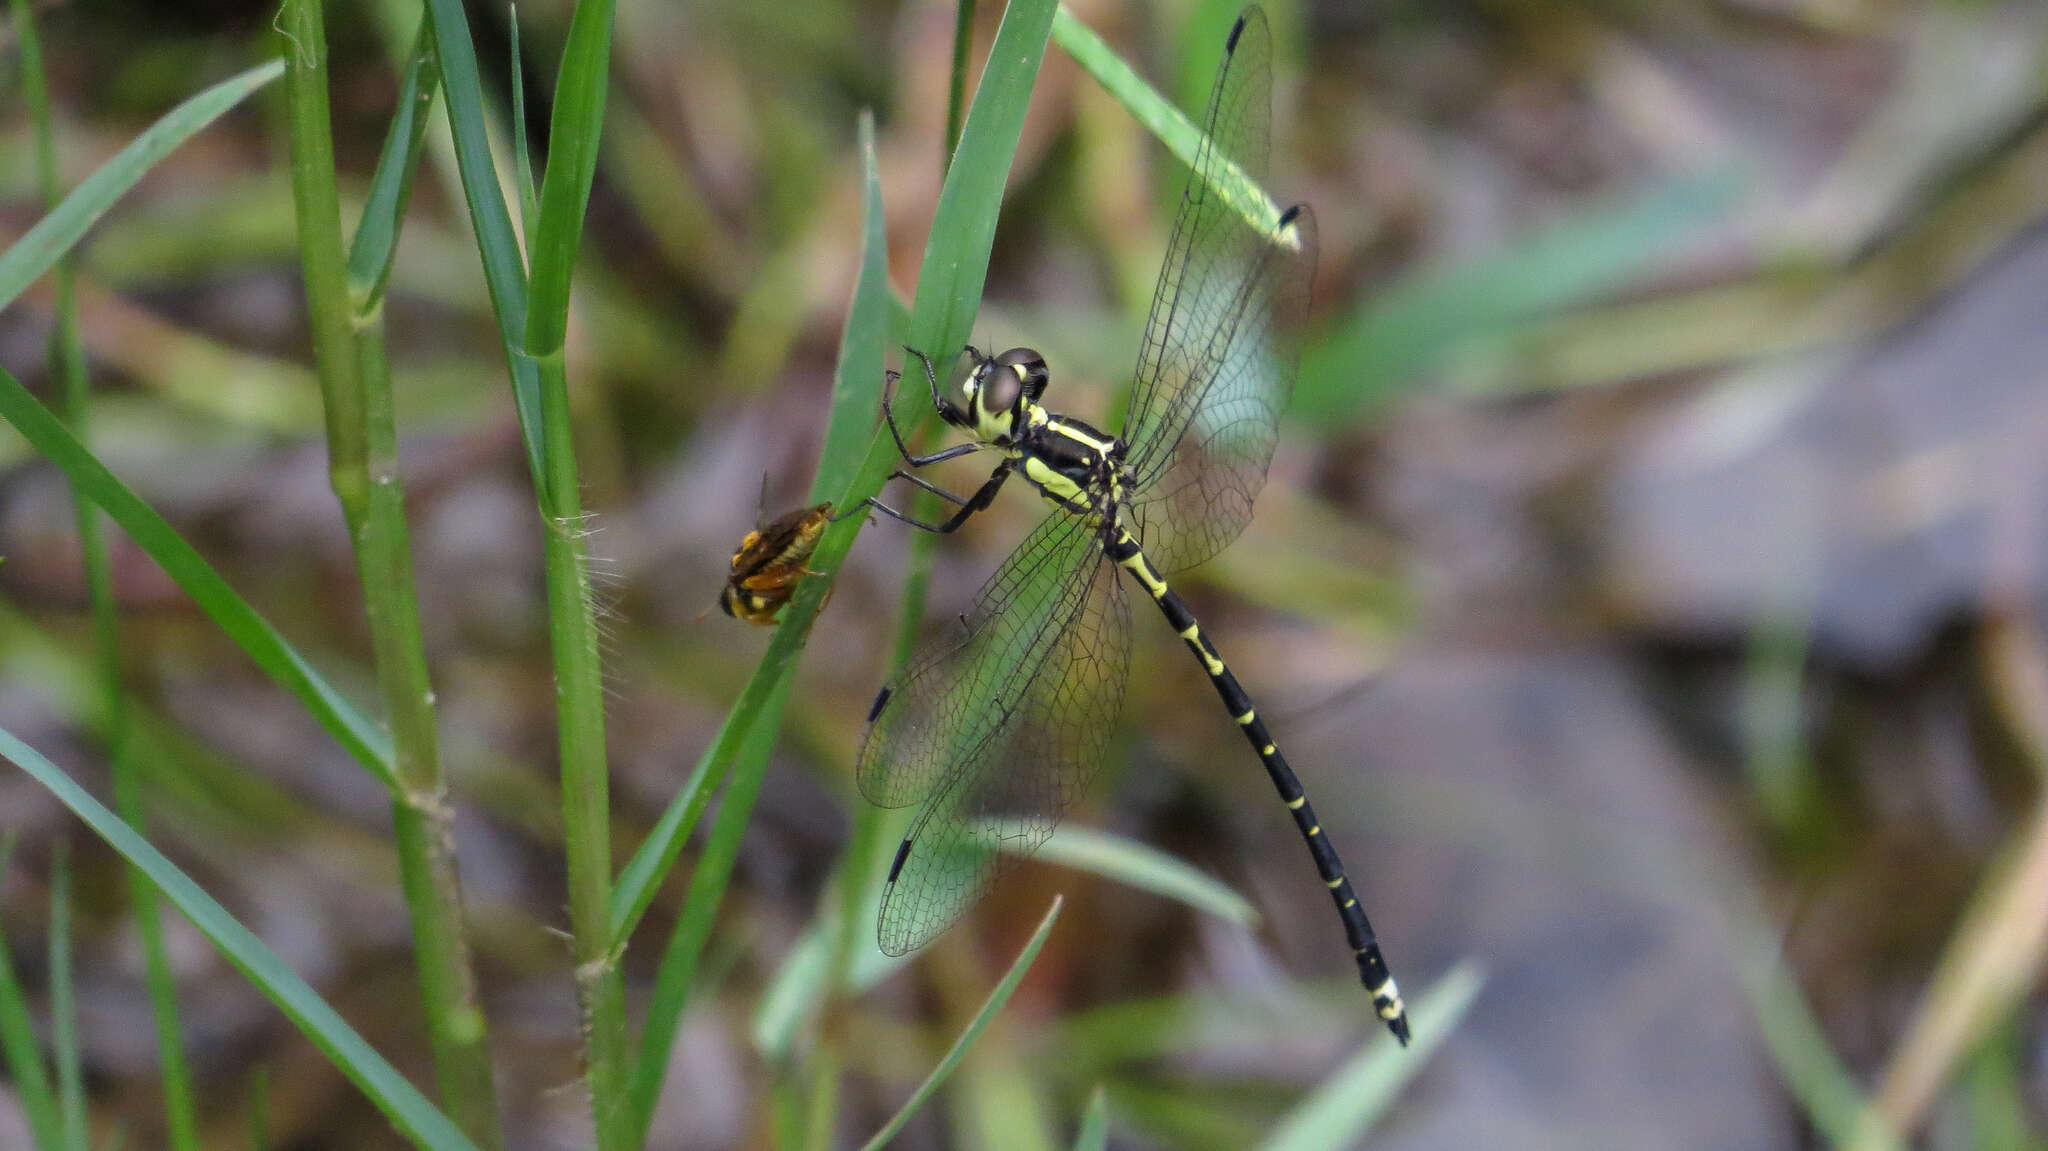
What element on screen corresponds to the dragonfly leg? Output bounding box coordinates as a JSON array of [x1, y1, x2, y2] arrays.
[[890, 468, 975, 506], [847, 459, 1014, 533], [880, 347, 974, 465]]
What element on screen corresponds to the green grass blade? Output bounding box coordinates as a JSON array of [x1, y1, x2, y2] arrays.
[[16, 8, 200, 1140], [1052, 4, 1284, 240], [817, 110, 891, 503], [48, 843, 86, 1151], [752, 920, 832, 1061], [1257, 962, 1485, 1151], [508, 6, 540, 257], [620, 5, 1054, 1124], [944, 0, 978, 166], [606, 106, 893, 944], [0, 835, 64, 1151], [521, 0, 613, 362], [992, 820, 1257, 928], [904, 0, 1059, 361], [419, 0, 546, 479], [1072, 1086, 1109, 1151], [0, 367, 395, 784], [1735, 928, 1903, 1151], [1294, 168, 1743, 420], [512, 2, 628, 1143], [0, 730, 481, 1151], [346, 11, 441, 312], [0, 58, 283, 311], [856, 896, 1065, 1151]]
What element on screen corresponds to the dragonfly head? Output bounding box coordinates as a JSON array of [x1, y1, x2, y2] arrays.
[[959, 345, 1047, 442]]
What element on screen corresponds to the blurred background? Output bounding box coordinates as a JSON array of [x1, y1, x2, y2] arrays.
[[3, 0, 2048, 1147]]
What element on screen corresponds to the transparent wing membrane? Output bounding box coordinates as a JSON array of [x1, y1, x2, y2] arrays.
[[1119, 9, 1315, 576], [862, 516, 1131, 956]]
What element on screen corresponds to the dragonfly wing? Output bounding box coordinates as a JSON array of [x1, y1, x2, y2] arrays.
[[1119, 9, 1315, 576], [869, 534, 1132, 956], [858, 512, 1096, 808]]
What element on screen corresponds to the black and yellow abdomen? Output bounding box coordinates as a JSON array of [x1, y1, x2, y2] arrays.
[[1103, 526, 1410, 1041]]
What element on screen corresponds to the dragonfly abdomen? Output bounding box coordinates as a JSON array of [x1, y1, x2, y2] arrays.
[[1104, 527, 1412, 1044]]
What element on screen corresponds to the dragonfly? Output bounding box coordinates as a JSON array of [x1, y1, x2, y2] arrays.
[[851, 5, 1407, 1043]]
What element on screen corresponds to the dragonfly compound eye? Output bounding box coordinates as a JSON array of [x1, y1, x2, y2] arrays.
[[976, 359, 1022, 416], [994, 348, 1048, 403]]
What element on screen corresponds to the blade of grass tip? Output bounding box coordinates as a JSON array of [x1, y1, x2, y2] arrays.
[[992, 821, 1257, 929], [17, 6, 201, 1145], [606, 106, 891, 946], [1051, 4, 1285, 241], [521, 0, 610, 364], [1072, 1086, 1109, 1151], [0, 58, 284, 311], [856, 896, 1065, 1151], [0, 367, 393, 782], [48, 842, 86, 1151], [1257, 962, 1485, 1151], [625, 676, 795, 1147], [418, 0, 546, 479], [900, 0, 1059, 364], [945, 0, 978, 165], [280, 0, 365, 513], [507, 5, 539, 258], [753, 921, 831, 1062], [816, 111, 890, 502], [0, 730, 482, 1151], [347, 10, 441, 313], [0, 834, 65, 1151]]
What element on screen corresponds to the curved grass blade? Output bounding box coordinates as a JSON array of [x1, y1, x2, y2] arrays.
[[16, 3, 201, 1144], [1051, 5, 1286, 242], [0, 730, 479, 1151], [347, 11, 441, 312], [507, 5, 539, 258], [1072, 1086, 1109, 1151], [418, 0, 544, 478], [991, 820, 1257, 928], [522, 0, 612, 361], [0, 59, 283, 311], [1735, 927, 1903, 1151], [0, 366, 394, 784], [902, 0, 1060, 363], [818, 110, 893, 503], [1257, 962, 1484, 1151], [857, 897, 1065, 1151]]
